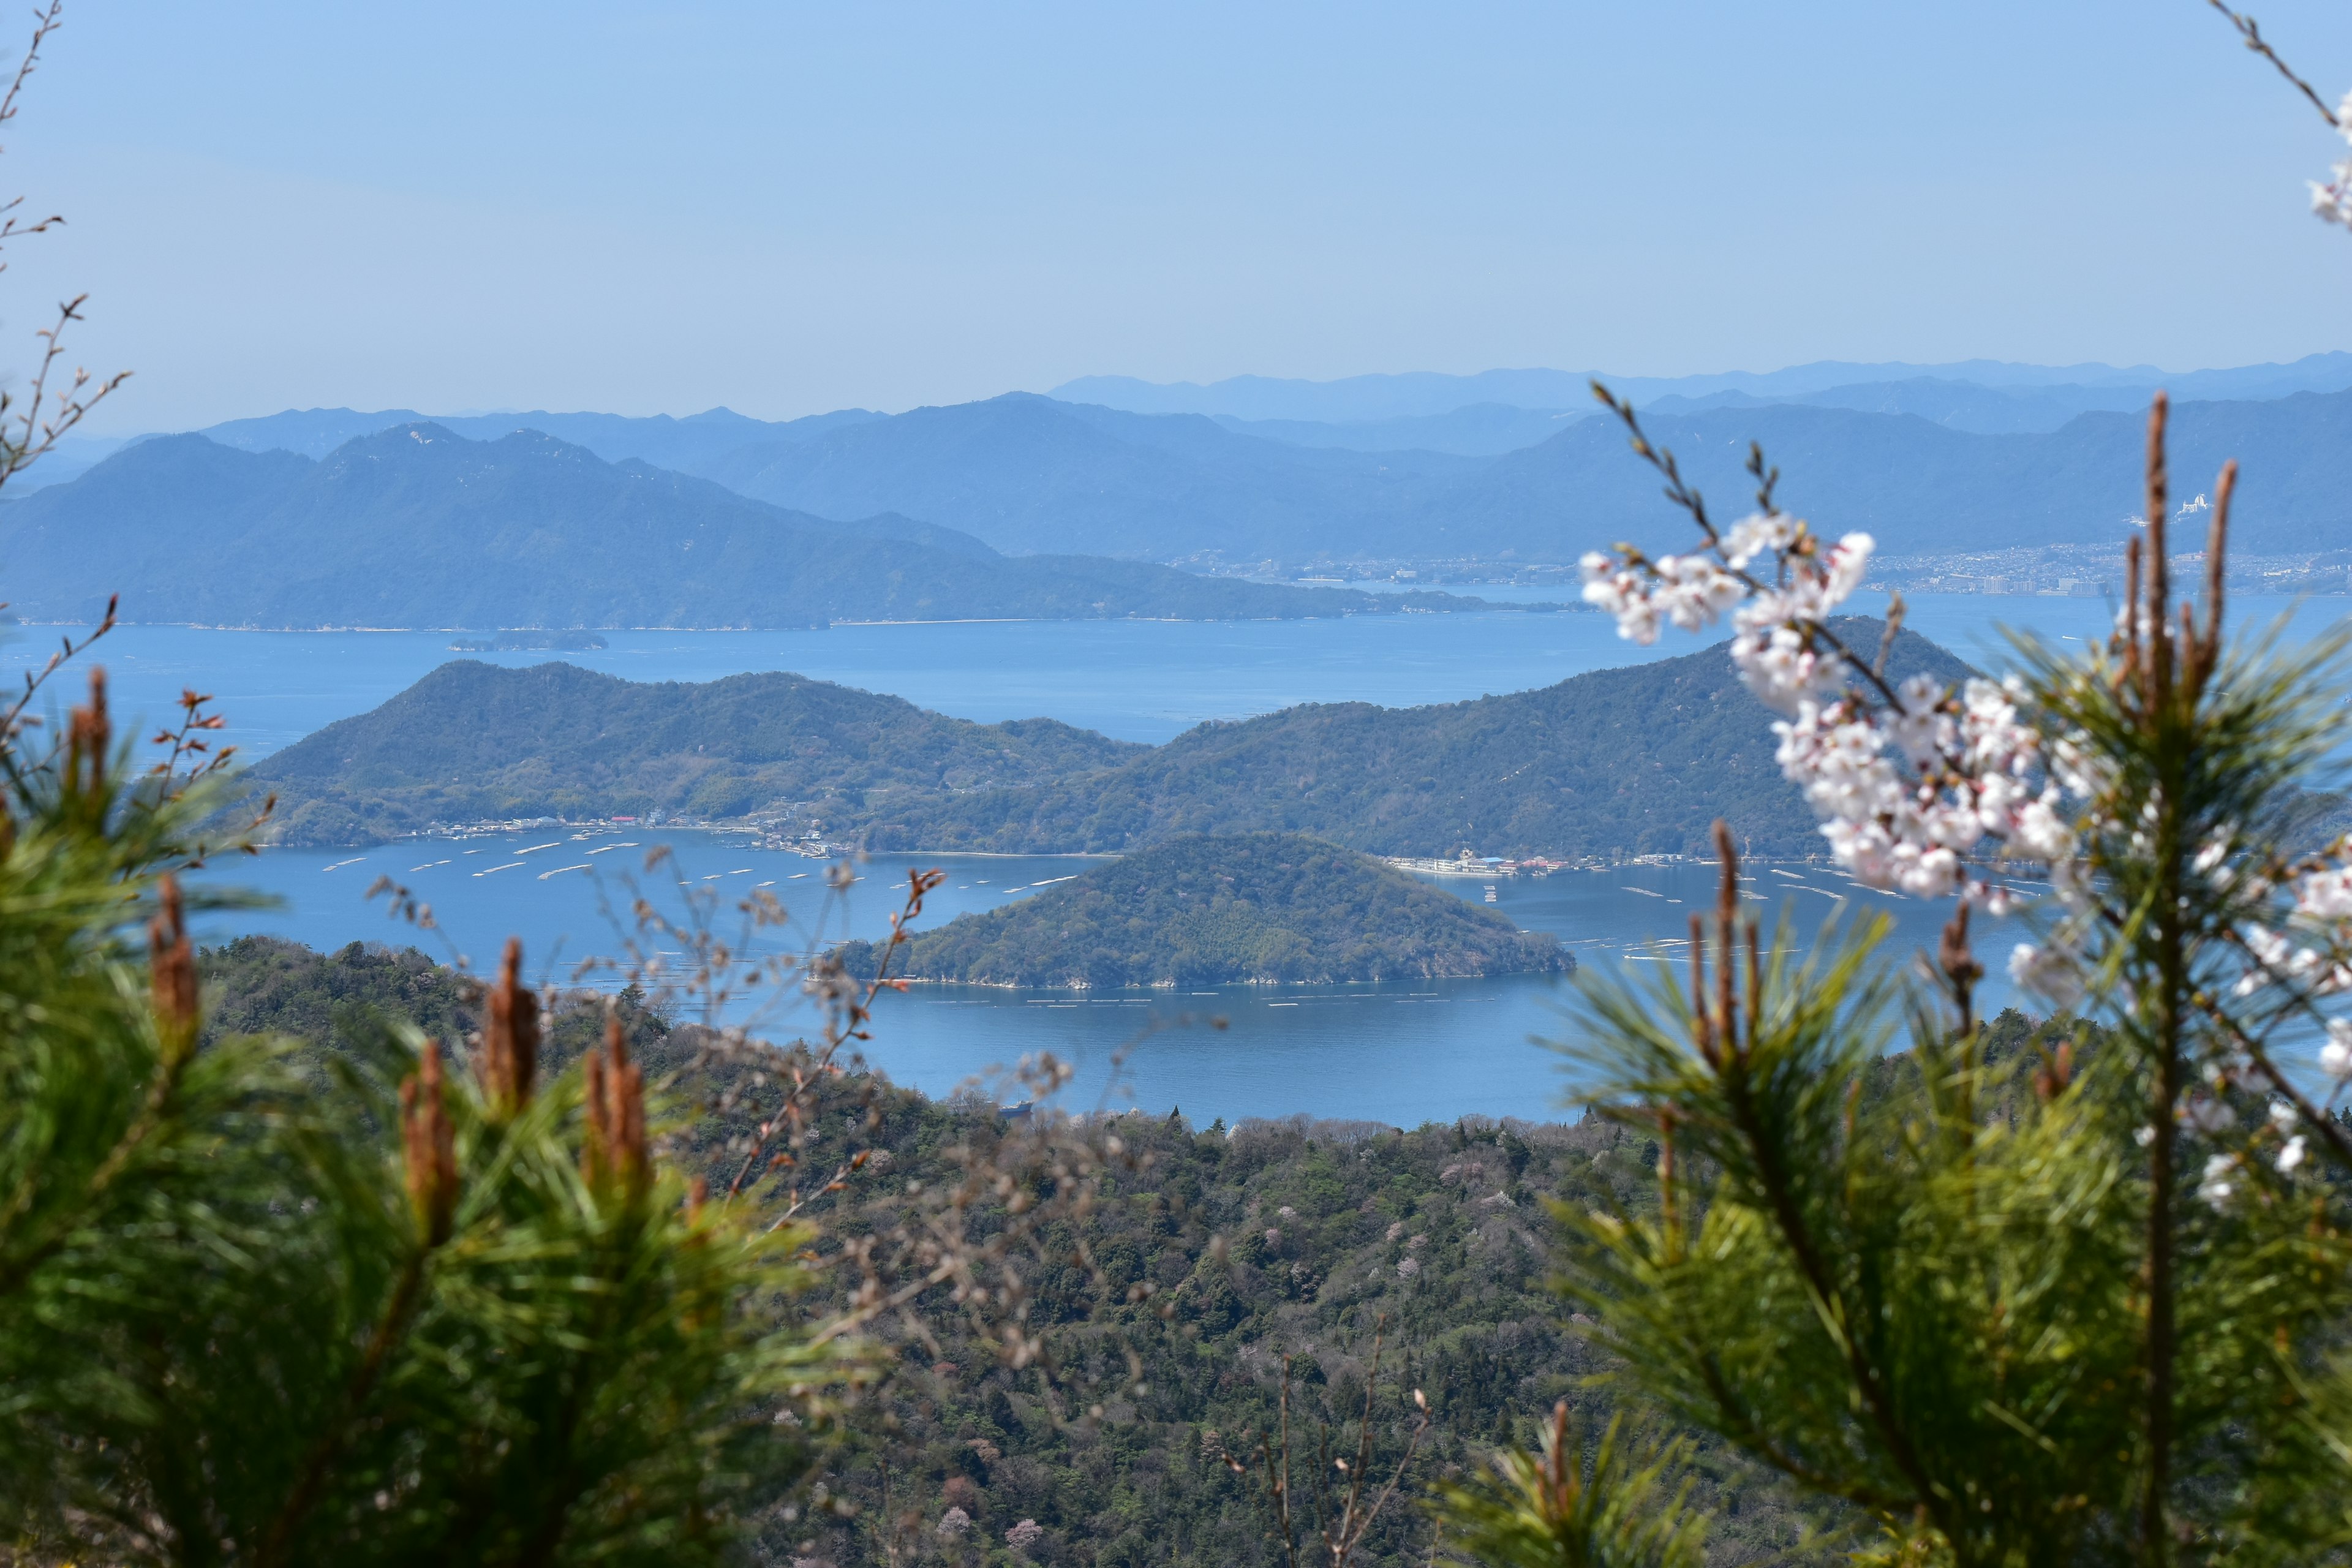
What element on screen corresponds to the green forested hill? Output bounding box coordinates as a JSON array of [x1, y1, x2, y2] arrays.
[[250, 618, 1975, 858], [839, 834, 1568, 987], [861, 618, 1975, 860], [198, 935, 1850, 1567], [249, 659, 1144, 846]]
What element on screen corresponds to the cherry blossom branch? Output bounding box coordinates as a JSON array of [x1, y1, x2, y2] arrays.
[[2203, 3, 2352, 229], [2206, 1, 2340, 129], [1582, 382, 2060, 902]]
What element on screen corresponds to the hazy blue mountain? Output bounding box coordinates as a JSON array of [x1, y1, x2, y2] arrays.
[[1209, 403, 1583, 457], [1635, 368, 2352, 437], [4, 433, 140, 492], [1052, 353, 2352, 422], [1642, 378, 2151, 435], [0, 423, 1505, 627], [1428, 391, 2352, 557], [673, 386, 2352, 562], [198, 405, 884, 471], [199, 407, 433, 457], [694, 392, 1461, 559]]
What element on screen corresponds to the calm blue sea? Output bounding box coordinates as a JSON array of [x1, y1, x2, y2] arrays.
[[11, 591, 2342, 1125], [209, 831, 2035, 1129], [9, 594, 2341, 763]]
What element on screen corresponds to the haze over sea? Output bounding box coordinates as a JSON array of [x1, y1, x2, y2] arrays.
[[15, 591, 2346, 1123]]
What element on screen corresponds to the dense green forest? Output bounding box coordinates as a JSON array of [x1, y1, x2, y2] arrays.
[[861, 618, 1971, 860], [198, 935, 1882, 1567], [250, 660, 1144, 846], [249, 617, 1970, 859], [836, 833, 1567, 987], [0, 421, 1508, 628], [201, 936, 2180, 1566]]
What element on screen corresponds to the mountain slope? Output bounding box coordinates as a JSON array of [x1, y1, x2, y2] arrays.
[[858, 620, 1975, 860], [0, 423, 1501, 627], [198, 405, 885, 470], [1413, 391, 2352, 559], [251, 617, 1972, 859], [689, 388, 2352, 564], [250, 660, 1144, 845], [1051, 353, 2352, 420], [695, 393, 1457, 559], [838, 832, 1569, 987]]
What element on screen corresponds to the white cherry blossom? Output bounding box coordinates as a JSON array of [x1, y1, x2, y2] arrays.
[[2320, 1020, 2352, 1080], [2198, 1153, 2239, 1208], [2010, 941, 2086, 1009]]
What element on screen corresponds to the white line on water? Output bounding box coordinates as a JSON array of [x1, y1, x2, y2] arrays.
[[538, 863, 592, 880], [755, 880, 775, 888], [473, 862, 525, 877], [516, 842, 562, 854]]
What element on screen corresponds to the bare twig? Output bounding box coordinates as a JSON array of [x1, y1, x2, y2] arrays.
[[2206, 1, 2340, 128]]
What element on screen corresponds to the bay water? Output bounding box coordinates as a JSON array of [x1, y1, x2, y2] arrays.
[[219, 829, 2034, 1128], [11, 592, 2343, 1125]]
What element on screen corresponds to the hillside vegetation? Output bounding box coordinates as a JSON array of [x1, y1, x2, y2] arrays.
[[247, 619, 1974, 858], [249, 660, 1142, 846], [199, 935, 1867, 1567], [0, 423, 1501, 628], [839, 833, 1569, 987], [861, 619, 1975, 859]]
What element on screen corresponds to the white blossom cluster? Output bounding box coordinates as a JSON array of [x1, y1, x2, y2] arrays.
[[1582, 513, 2067, 900], [1585, 465, 2352, 1210], [2312, 91, 2352, 229]]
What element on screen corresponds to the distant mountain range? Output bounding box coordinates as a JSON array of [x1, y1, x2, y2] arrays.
[[1052, 353, 2352, 425], [0, 422, 1506, 627], [30, 353, 2352, 581], [619, 387, 2352, 561], [195, 404, 887, 470], [249, 617, 1972, 861]]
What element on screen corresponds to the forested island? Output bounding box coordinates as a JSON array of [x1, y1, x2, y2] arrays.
[[835, 834, 1568, 987], [249, 616, 1970, 860]]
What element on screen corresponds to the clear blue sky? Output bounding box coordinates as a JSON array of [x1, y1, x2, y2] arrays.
[[10, 0, 2352, 431]]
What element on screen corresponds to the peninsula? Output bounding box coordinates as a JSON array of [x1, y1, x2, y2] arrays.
[[246, 617, 1972, 861]]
